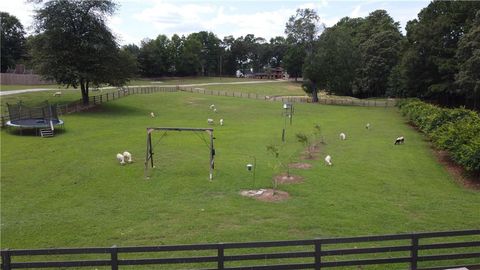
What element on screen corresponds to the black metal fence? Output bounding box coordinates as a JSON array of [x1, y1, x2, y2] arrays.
[[1, 230, 479, 270]]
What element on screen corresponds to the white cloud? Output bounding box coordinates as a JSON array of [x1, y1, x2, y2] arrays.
[[350, 5, 363, 18], [0, 0, 36, 33], [132, 1, 299, 40]]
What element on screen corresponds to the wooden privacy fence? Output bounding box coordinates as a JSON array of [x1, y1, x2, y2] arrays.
[[1, 230, 479, 270], [0, 73, 54, 85]]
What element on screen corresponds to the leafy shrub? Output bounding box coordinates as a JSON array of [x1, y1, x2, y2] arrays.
[[398, 99, 480, 174]]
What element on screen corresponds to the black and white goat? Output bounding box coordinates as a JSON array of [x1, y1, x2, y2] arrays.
[[394, 136, 404, 145]]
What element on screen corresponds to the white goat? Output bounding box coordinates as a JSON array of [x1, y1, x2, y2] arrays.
[[207, 118, 214, 125], [213, 108, 217, 113], [116, 153, 126, 165], [339, 132, 346, 140], [53, 91, 62, 97], [324, 155, 332, 166], [150, 112, 155, 118], [220, 119, 224, 126], [366, 123, 371, 129], [209, 104, 215, 110], [123, 151, 132, 163]]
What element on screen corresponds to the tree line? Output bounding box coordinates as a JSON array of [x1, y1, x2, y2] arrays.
[[1, 0, 479, 108]]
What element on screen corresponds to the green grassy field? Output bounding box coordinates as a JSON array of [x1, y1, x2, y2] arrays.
[[0, 77, 258, 91], [1, 90, 479, 268], [201, 81, 305, 96]]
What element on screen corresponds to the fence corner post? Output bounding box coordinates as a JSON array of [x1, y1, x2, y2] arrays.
[[217, 243, 225, 270], [111, 245, 118, 270], [1, 248, 11, 270], [410, 234, 418, 270]]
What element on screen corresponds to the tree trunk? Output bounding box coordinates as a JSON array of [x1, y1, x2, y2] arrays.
[[311, 81, 319, 103], [80, 79, 89, 105]]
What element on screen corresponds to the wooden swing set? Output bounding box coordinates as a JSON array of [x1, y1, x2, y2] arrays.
[[144, 127, 215, 180]]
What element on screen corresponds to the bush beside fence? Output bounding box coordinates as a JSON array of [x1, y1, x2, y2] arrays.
[[398, 99, 480, 173]]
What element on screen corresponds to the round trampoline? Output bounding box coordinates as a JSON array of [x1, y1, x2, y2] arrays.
[[6, 118, 64, 128], [6, 101, 64, 136]]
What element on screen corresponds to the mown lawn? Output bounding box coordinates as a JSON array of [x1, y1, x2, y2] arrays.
[[1, 91, 479, 268], [201, 81, 305, 96], [0, 77, 258, 91]]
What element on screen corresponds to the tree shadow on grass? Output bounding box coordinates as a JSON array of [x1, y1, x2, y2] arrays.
[[74, 103, 151, 117]]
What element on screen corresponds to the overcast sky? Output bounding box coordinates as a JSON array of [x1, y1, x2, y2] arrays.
[[1, 0, 431, 45]]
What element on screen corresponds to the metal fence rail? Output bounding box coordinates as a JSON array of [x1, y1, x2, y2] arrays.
[[1, 230, 479, 270]]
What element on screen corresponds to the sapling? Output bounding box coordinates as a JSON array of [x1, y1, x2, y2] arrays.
[[296, 132, 314, 159]]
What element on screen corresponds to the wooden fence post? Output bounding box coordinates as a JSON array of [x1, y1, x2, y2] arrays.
[[111, 245, 118, 270], [410, 235, 418, 270], [1, 249, 11, 270], [314, 239, 322, 270], [217, 244, 225, 270]]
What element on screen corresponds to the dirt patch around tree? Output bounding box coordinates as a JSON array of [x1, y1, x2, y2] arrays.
[[288, 163, 312, 169], [240, 189, 289, 202], [274, 173, 304, 184], [300, 144, 323, 160], [433, 150, 480, 190]]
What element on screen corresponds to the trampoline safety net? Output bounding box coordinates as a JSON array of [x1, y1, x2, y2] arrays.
[[7, 101, 59, 122]]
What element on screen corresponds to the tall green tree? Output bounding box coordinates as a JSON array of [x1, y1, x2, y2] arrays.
[[283, 45, 305, 82], [456, 11, 480, 109], [285, 8, 322, 101], [353, 10, 403, 98], [267, 36, 287, 68], [403, 1, 480, 105], [0, 12, 26, 72], [309, 23, 359, 96], [138, 35, 173, 77], [31, 0, 135, 105], [189, 31, 222, 76]]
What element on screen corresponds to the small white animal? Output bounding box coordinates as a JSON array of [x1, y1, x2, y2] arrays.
[[324, 155, 332, 166], [150, 112, 155, 118], [53, 91, 62, 97], [394, 136, 404, 145], [123, 151, 132, 163], [366, 123, 370, 129], [207, 118, 214, 125], [209, 104, 215, 110], [220, 119, 224, 126], [213, 108, 217, 113], [116, 153, 125, 165], [339, 133, 346, 140]]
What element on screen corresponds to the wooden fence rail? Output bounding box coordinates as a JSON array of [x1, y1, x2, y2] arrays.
[[0, 85, 395, 127], [179, 87, 397, 107], [1, 230, 479, 270]]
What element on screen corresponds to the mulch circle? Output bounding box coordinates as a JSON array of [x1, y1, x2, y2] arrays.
[[288, 163, 312, 169], [274, 173, 304, 184], [240, 189, 290, 202]]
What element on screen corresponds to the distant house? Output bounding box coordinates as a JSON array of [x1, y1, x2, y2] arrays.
[[250, 67, 284, 79]]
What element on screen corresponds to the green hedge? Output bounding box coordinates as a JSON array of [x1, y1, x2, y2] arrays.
[[398, 99, 480, 173]]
